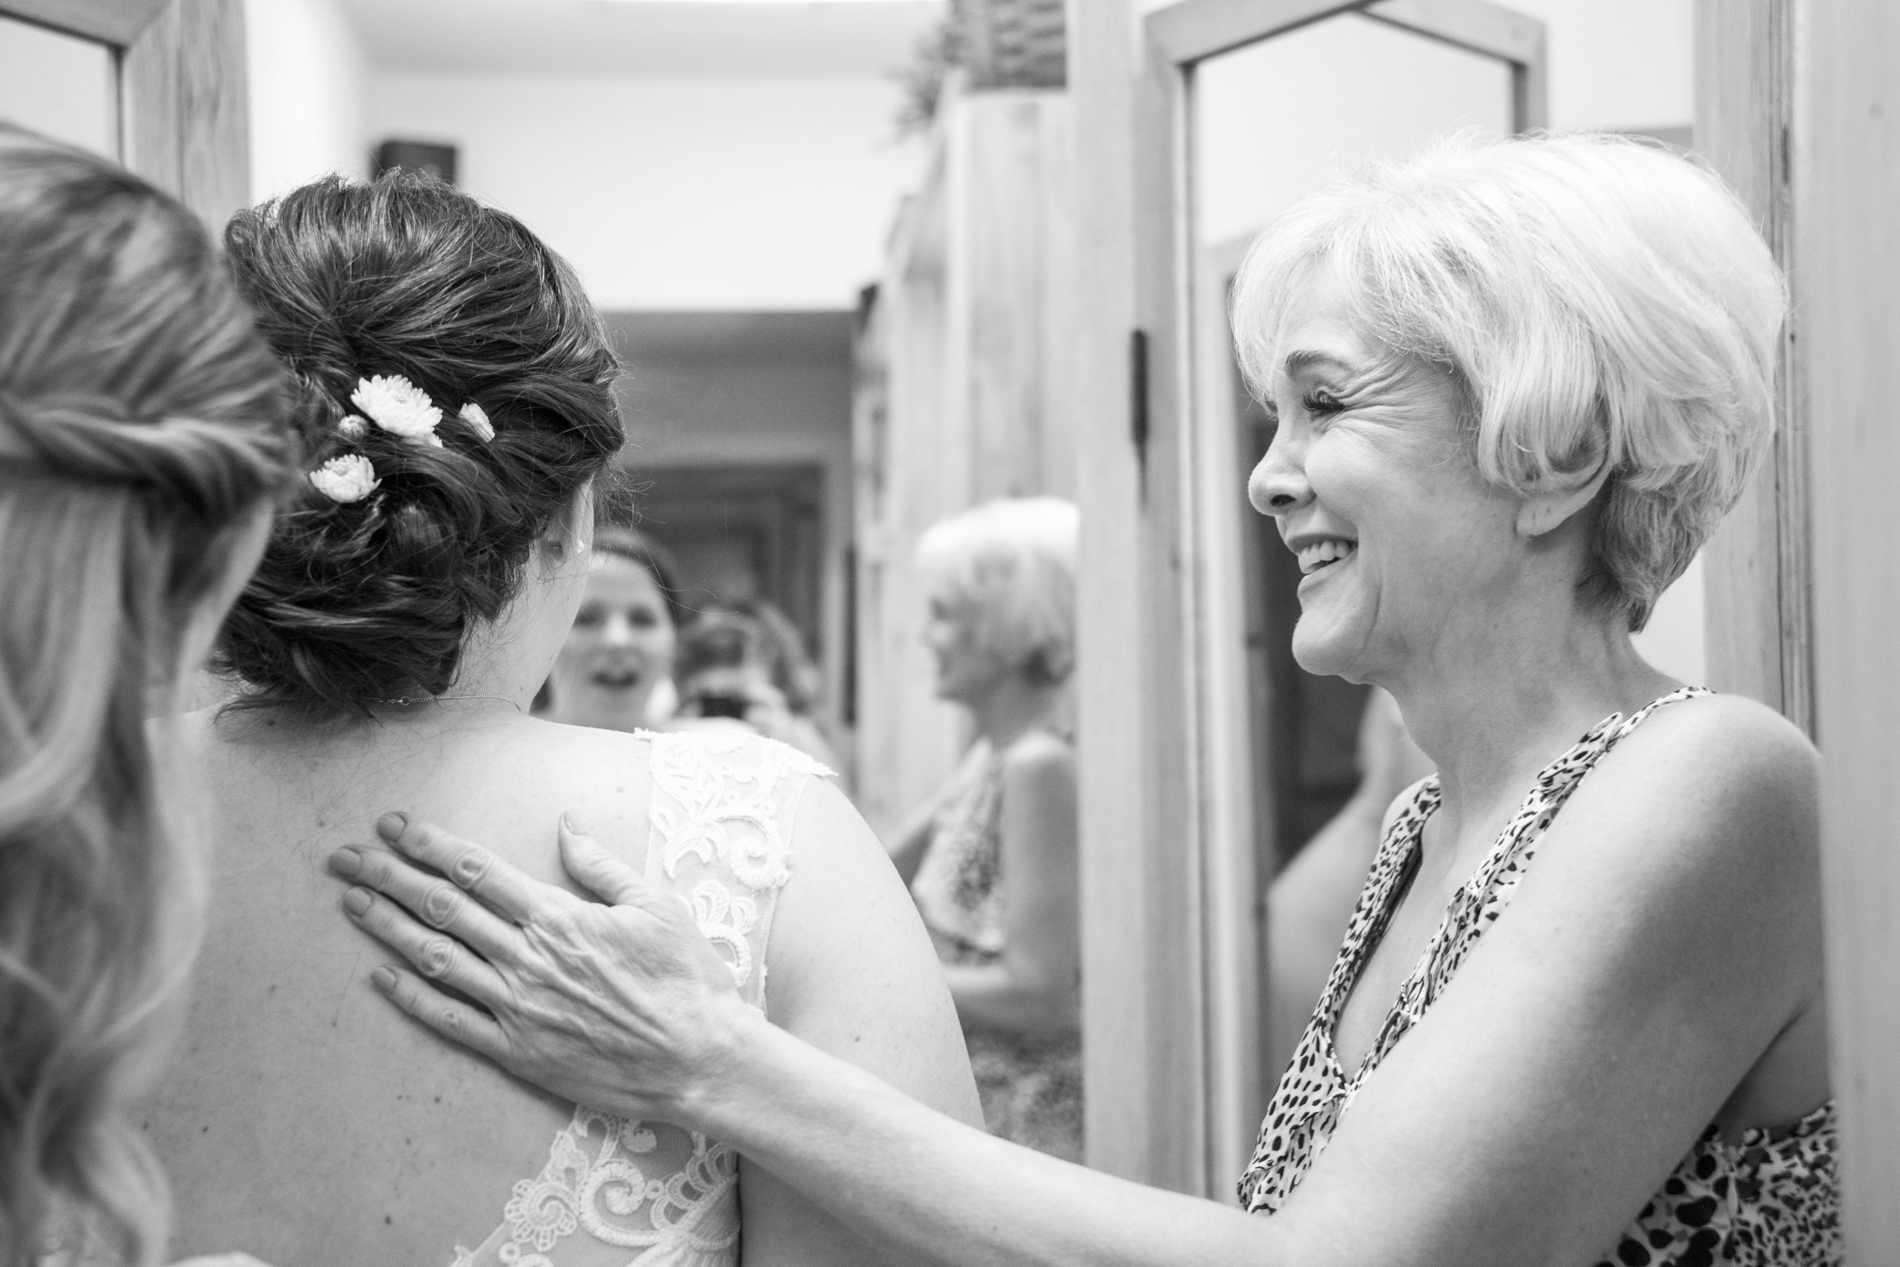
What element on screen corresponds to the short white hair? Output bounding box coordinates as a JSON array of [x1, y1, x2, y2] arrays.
[[1232, 131, 1787, 630], [915, 497, 1079, 684]]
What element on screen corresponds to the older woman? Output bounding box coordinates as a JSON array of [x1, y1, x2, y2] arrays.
[[886, 498, 1082, 1158], [339, 133, 1832, 1265]]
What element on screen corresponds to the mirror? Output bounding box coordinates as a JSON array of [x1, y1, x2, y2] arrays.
[[1189, 8, 1517, 1096], [0, 14, 117, 158]]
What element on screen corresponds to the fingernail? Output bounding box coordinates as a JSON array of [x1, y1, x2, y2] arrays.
[[343, 887, 372, 916], [377, 812, 407, 840], [329, 847, 362, 877], [561, 811, 589, 835], [371, 965, 397, 992]]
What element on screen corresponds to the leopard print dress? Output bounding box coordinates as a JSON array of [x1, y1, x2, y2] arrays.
[[1238, 689, 1839, 1265]]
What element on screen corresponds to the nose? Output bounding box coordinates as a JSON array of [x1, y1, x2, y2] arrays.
[[1248, 425, 1312, 516], [601, 613, 635, 647]]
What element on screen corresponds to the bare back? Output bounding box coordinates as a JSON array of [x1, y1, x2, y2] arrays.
[[145, 708, 978, 1266]]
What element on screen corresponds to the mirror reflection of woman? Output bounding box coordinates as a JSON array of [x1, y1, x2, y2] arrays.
[[886, 499, 1082, 1160], [542, 526, 684, 732], [340, 135, 1835, 1267]]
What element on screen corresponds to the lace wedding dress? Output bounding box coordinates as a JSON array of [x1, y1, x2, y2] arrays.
[[451, 730, 831, 1267]]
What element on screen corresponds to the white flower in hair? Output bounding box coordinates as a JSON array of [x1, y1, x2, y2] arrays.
[[351, 374, 442, 444], [309, 453, 380, 503], [458, 401, 495, 442], [337, 415, 368, 439]]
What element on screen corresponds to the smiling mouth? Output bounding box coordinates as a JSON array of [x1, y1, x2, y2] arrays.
[[1296, 540, 1357, 576], [590, 666, 643, 690]]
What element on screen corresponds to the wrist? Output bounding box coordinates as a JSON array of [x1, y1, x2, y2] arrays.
[[668, 994, 777, 1134]]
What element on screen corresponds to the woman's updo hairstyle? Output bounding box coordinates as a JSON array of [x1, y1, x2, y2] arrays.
[[216, 172, 624, 712]]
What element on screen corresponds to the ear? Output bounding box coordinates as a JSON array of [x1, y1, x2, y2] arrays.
[[1515, 455, 1612, 540], [540, 480, 596, 563]]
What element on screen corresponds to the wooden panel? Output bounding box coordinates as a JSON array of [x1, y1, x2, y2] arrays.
[[1148, 0, 1361, 65], [1799, 0, 1900, 1253], [123, 0, 249, 229], [0, 0, 166, 46], [1190, 237, 1264, 1184], [1068, 0, 1159, 1184], [1694, 0, 1811, 732], [851, 148, 965, 839], [1129, 38, 1207, 1195], [947, 93, 1075, 501]]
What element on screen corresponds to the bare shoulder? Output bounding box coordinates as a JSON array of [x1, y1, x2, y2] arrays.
[[999, 729, 1076, 787], [1582, 692, 1819, 856], [1520, 691, 1822, 976]]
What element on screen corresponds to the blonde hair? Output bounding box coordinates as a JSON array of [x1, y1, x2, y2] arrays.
[[1232, 131, 1787, 630], [915, 498, 1078, 684], [0, 128, 291, 1265]]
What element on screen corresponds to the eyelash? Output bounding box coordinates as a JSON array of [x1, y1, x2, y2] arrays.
[[1302, 389, 1344, 416]]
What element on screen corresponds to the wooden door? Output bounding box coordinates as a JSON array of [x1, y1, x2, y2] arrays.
[[1070, 0, 1545, 1196], [1697, 0, 1900, 1255], [0, 0, 249, 227]]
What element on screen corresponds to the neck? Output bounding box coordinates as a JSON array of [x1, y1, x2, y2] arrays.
[[1376, 592, 1674, 844], [966, 675, 1063, 749], [263, 577, 569, 735]]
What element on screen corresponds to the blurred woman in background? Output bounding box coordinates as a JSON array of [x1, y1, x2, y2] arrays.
[[886, 498, 1083, 1160], [0, 126, 292, 1267], [672, 604, 839, 767], [540, 525, 684, 731]]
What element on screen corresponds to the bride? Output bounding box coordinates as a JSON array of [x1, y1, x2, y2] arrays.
[[140, 172, 979, 1267]]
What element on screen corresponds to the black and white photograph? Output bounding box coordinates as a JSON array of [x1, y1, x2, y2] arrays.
[[0, 0, 1891, 1263]]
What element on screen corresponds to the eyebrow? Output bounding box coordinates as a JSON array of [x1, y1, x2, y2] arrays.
[[1281, 349, 1357, 377]]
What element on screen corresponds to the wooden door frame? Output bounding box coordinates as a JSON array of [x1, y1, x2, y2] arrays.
[[0, 0, 249, 226], [1073, 0, 1546, 1195], [1696, 0, 1900, 1254]]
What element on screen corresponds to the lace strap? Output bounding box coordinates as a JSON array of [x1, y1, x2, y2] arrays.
[[643, 729, 832, 1009]]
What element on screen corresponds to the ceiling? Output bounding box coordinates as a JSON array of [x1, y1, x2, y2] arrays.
[[341, 0, 946, 78]]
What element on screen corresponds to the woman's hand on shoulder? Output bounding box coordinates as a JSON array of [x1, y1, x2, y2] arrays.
[[327, 811, 758, 1125]]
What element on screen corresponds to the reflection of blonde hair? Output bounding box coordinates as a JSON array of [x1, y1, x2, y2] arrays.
[[915, 498, 1078, 684], [1233, 131, 1786, 630], [0, 128, 290, 1265]]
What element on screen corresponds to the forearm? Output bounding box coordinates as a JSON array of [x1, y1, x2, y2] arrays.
[[687, 1010, 1285, 1267], [941, 962, 1077, 1033]]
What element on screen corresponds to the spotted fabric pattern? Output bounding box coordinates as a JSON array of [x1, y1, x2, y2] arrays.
[[1237, 688, 1840, 1266]]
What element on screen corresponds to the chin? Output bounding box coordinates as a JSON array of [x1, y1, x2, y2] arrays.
[[1289, 616, 1371, 683]]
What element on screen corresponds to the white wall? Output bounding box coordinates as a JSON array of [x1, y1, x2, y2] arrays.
[[370, 73, 924, 310], [245, 0, 371, 201], [1504, 0, 1692, 131], [0, 17, 114, 157], [1197, 14, 1514, 246]]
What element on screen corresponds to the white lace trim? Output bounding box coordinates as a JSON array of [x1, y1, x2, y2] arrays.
[[454, 731, 828, 1267]]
